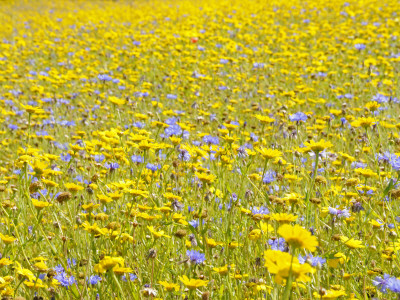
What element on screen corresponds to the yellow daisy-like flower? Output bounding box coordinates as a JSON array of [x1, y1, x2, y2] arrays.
[[32, 199, 52, 210], [94, 256, 124, 274], [248, 229, 262, 241], [256, 147, 283, 160], [264, 250, 315, 285], [351, 117, 376, 128], [365, 101, 380, 112], [354, 168, 378, 178], [147, 226, 171, 239], [304, 139, 333, 153], [313, 289, 347, 299], [108, 96, 126, 106], [255, 114, 275, 124], [24, 278, 47, 289], [159, 281, 180, 292], [271, 213, 298, 224], [33, 261, 49, 272], [0, 258, 13, 267], [195, 171, 217, 184], [278, 224, 318, 251], [64, 182, 84, 192], [113, 266, 134, 275], [213, 264, 234, 275], [0, 233, 17, 245], [340, 236, 365, 249], [179, 275, 209, 290]]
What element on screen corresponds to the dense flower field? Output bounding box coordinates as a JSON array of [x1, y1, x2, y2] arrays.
[[1, 0, 400, 298]]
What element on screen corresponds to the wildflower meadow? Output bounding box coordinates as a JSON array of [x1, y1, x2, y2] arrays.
[[0, 0, 400, 299]]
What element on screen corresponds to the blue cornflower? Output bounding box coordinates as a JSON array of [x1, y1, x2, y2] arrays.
[[251, 206, 269, 216], [188, 220, 199, 228], [88, 275, 102, 285], [8, 124, 18, 130], [178, 149, 191, 161], [105, 162, 119, 170], [250, 132, 258, 142], [131, 155, 144, 163], [328, 207, 351, 218], [146, 163, 159, 172], [166, 94, 177, 100], [98, 74, 112, 82], [203, 135, 219, 145], [289, 112, 307, 122], [186, 250, 206, 264], [263, 170, 276, 184], [268, 238, 286, 251], [93, 154, 105, 163], [122, 273, 138, 282], [164, 124, 182, 137], [373, 274, 396, 293], [298, 254, 326, 267], [354, 44, 366, 50], [351, 161, 367, 169], [61, 153, 72, 162], [54, 272, 76, 288]]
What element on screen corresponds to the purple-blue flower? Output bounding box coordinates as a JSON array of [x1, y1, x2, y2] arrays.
[[289, 112, 307, 122], [186, 250, 206, 264]]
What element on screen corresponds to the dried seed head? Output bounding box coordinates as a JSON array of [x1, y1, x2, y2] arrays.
[[310, 197, 321, 204], [175, 229, 187, 239], [147, 248, 157, 259], [56, 192, 72, 203], [29, 181, 43, 193]]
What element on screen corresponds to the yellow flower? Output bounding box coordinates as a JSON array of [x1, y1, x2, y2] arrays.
[[194, 172, 216, 184], [0, 233, 17, 244], [260, 221, 274, 233], [248, 229, 262, 241], [64, 182, 84, 192], [97, 194, 113, 204], [125, 188, 149, 198], [20, 103, 45, 114], [213, 265, 233, 275], [159, 281, 180, 292], [94, 256, 124, 274], [113, 266, 134, 275], [351, 117, 376, 128], [17, 267, 35, 281], [278, 224, 318, 251], [24, 278, 47, 289], [82, 203, 100, 211], [304, 139, 333, 152], [179, 275, 209, 290], [147, 226, 171, 239], [256, 147, 282, 160], [340, 236, 365, 249], [327, 252, 347, 268], [30, 160, 49, 176], [313, 289, 347, 299], [355, 168, 378, 178], [255, 114, 275, 124], [41, 179, 58, 187], [264, 250, 315, 285], [271, 213, 298, 224], [108, 96, 126, 106], [227, 241, 243, 249], [365, 102, 380, 111], [0, 258, 12, 267], [33, 261, 48, 272], [206, 238, 223, 248], [32, 199, 52, 210], [82, 221, 106, 236]]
